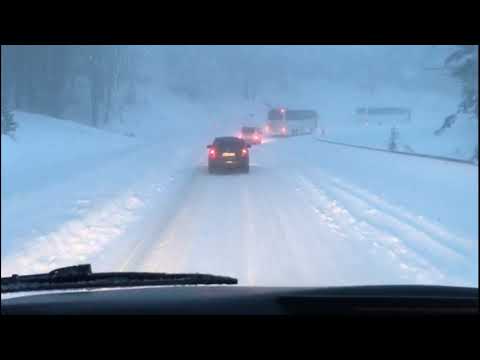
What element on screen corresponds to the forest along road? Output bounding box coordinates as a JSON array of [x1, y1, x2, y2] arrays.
[[119, 136, 478, 287]]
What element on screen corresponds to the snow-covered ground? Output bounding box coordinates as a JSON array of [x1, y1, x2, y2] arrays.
[[317, 113, 478, 160], [1, 97, 262, 277], [271, 82, 478, 160], [121, 136, 477, 287], [2, 104, 477, 288]]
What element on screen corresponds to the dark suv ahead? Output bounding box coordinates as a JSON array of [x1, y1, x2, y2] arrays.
[[240, 126, 263, 145], [207, 137, 251, 174]]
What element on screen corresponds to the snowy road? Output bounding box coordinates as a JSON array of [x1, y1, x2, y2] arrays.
[[117, 136, 477, 287], [2, 116, 476, 287]]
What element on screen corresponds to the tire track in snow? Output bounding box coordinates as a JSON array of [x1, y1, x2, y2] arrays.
[[241, 181, 258, 286], [117, 165, 204, 273], [294, 173, 448, 283], [326, 175, 474, 258], [323, 178, 473, 274], [247, 167, 406, 286], [247, 169, 318, 286]]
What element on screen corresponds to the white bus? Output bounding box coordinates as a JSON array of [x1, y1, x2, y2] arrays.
[[265, 108, 318, 137]]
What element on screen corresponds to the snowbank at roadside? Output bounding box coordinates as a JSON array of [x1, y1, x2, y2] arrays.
[[1, 94, 270, 277]]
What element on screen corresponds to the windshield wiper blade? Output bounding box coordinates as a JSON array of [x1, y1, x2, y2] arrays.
[[1, 264, 238, 294]]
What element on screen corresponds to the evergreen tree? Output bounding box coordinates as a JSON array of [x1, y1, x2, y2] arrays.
[[388, 126, 399, 151], [1, 45, 137, 128], [447, 45, 478, 116], [436, 45, 478, 135], [1, 108, 17, 138], [472, 145, 478, 163]]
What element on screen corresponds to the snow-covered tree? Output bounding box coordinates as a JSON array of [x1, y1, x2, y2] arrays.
[[472, 145, 478, 164], [1, 108, 17, 138], [388, 126, 399, 151], [1, 45, 138, 128], [447, 46, 478, 115], [436, 45, 478, 135]]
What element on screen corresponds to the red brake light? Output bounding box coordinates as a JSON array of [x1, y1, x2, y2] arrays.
[[241, 148, 248, 157], [209, 148, 216, 158]]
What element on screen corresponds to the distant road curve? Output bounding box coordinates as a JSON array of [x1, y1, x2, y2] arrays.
[[315, 137, 477, 166]]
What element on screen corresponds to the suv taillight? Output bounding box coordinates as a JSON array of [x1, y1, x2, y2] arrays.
[[241, 148, 248, 157], [209, 148, 216, 159]]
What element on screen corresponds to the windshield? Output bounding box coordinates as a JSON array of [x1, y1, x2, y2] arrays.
[[1, 45, 478, 294], [285, 110, 318, 121], [214, 138, 245, 150], [242, 127, 255, 134], [268, 109, 284, 121]]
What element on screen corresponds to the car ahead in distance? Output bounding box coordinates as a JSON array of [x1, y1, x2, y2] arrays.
[[207, 137, 251, 174], [240, 126, 263, 145]]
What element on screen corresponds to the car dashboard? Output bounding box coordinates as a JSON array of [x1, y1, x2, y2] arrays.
[[1, 285, 478, 316]]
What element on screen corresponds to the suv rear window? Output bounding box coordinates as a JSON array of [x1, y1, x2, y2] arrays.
[[242, 127, 255, 134], [214, 138, 245, 150]]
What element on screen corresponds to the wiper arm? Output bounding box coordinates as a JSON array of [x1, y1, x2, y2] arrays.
[[1, 264, 238, 294]]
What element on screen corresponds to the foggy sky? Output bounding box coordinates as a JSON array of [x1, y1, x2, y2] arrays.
[[137, 45, 456, 98]]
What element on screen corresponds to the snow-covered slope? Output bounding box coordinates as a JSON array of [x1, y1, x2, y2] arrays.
[[2, 112, 141, 200], [1, 107, 212, 276], [1, 97, 263, 277], [268, 82, 477, 160], [104, 87, 266, 141]]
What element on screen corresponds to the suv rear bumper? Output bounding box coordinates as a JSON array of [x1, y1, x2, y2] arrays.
[[209, 158, 249, 169]]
